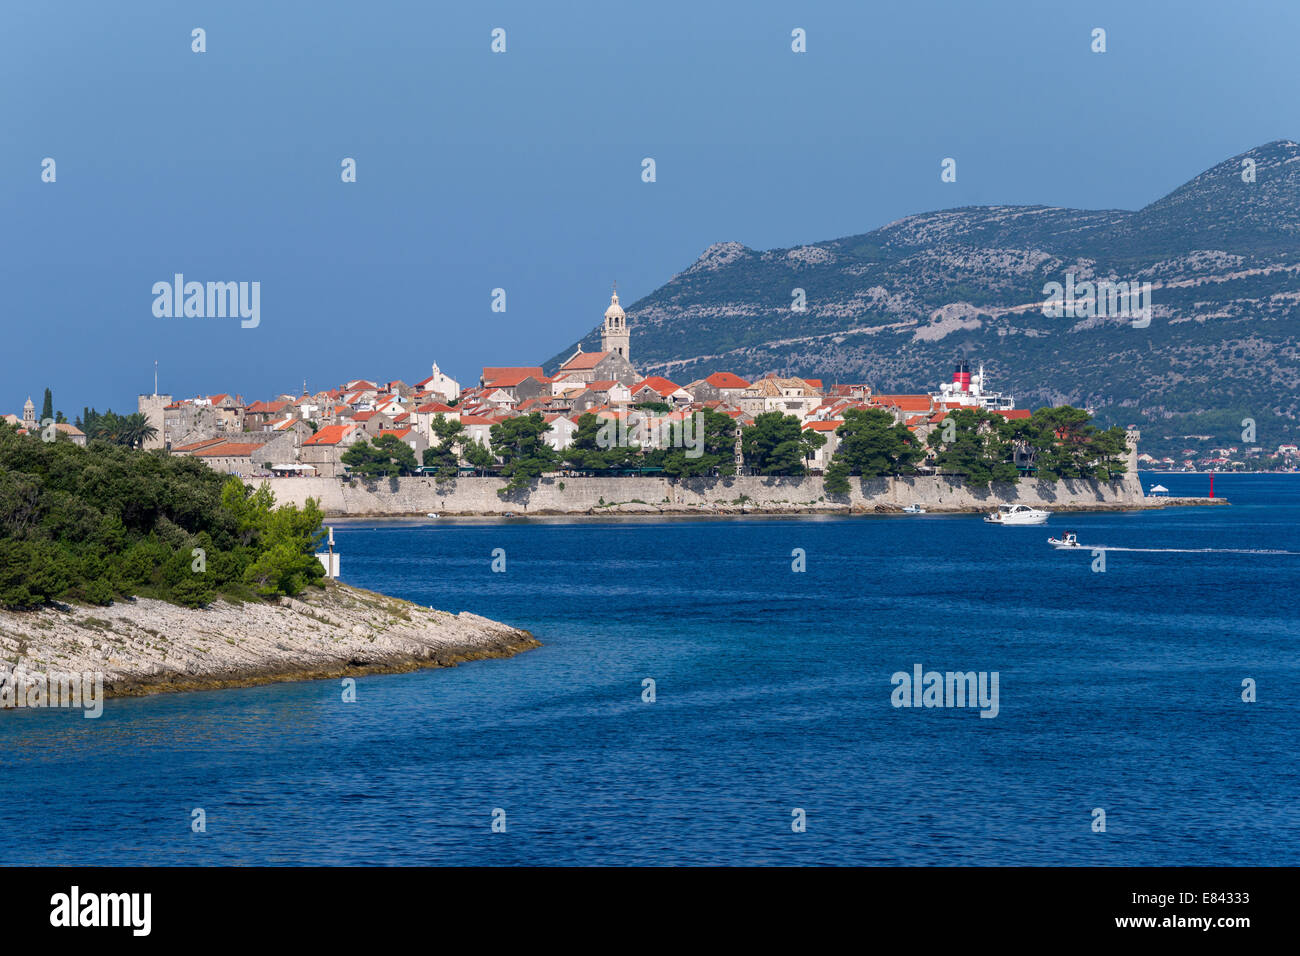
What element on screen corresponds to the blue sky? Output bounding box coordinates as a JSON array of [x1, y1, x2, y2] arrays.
[[2, 0, 1296, 417]]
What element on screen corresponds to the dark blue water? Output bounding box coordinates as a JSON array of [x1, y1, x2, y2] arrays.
[[3, 473, 1297, 865]]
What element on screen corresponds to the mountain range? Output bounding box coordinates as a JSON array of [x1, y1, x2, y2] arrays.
[[546, 141, 1300, 459]]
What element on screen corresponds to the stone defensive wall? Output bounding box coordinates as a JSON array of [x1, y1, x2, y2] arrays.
[[254, 473, 1216, 516]]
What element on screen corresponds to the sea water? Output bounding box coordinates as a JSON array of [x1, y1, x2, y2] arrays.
[[2, 473, 1296, 865]]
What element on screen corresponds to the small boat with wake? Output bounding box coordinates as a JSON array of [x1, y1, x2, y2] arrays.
[[1047, 532, 1083, 549]]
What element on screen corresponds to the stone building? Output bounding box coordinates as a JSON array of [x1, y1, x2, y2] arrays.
[[738, 376, 823, 418], [300, 423, 361, 478], [54, 423, 86, 446], [687, 372, 751, 404], [244, 399, 294, 430], [600, 285, 630, 362], [172, 431, 298, 476], [415, 363, 460, 403], [554, 348, 638, 389], [163, 401, 221, 449], [137, 393, 172, 450]]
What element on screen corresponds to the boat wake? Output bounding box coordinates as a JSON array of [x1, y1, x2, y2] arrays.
[[1078, 546, 1300, 555]]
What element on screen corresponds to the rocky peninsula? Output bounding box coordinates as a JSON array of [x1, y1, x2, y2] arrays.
[[0, 582, 539, 705]]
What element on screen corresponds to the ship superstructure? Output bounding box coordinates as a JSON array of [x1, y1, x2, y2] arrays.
[[931, 361, 1015, 411]]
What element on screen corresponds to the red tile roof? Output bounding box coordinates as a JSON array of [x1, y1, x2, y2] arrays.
[[304, 424, 357, 446], [560, 351, 610, 370], [483, 366, 544, 387], [872, 395, 933, 413], [705, 372, 750, 389], [173, 437, 227, 453], [631, 376, 681, 397], [246, 399, 289, 414]]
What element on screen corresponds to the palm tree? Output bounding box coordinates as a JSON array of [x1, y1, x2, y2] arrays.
[[117, 413, 158, 449]]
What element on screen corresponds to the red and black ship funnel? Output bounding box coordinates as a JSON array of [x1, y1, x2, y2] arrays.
[[953, 361, 972, 393]]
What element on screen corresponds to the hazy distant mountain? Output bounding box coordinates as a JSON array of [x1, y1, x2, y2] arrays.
[[546, 141, 1300, 458]]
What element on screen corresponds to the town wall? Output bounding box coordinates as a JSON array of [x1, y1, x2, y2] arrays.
[[255, 472, 1173, 516]]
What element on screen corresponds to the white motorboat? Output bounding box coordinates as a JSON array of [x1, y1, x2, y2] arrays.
[[426, 513, 439, 518], [1047, 532, 1082, 548], [983, 504, 1051, 525], [902, 504, 926, 514]]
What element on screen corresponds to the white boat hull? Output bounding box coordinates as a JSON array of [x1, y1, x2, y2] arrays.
[[1000, 514, 1048, 526], [985, 506, 1051, 525]]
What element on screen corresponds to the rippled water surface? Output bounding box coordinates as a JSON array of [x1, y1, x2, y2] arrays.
[[2, 473, 1297, 865]]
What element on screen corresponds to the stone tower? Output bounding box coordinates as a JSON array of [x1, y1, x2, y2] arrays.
[[601, 285, 630, 362], [138, 392, 173, 451], [1124, 428, 1141, 474], [22, 397, 35, 428]]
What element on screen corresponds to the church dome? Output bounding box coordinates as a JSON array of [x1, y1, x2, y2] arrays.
[[604, 289, 625, 321]]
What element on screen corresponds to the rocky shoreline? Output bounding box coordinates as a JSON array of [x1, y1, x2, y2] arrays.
[[0, 582, 539, 705]]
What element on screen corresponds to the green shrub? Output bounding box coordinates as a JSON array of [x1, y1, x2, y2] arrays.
[[0, 426, 325, 610]]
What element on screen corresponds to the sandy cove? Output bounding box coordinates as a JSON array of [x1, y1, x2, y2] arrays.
[[0, 582, 539, 704]]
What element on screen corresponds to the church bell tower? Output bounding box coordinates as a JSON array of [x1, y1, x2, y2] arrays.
[[601, 284, 630, 362]]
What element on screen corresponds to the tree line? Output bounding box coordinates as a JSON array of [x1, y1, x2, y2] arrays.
[[0, 423, 324, 610], [78, 408, 159, 447], [823, 405, 1128, 493], [337, 404, 1127, 496]]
